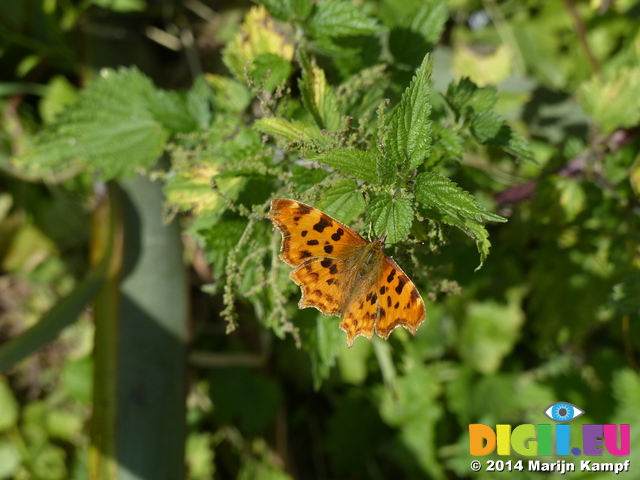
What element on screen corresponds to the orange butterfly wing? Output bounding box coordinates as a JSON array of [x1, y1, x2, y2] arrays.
[[269, 198, 367, 267], [269, 198, 426, 347]]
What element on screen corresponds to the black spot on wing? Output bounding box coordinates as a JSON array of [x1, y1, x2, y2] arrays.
[[395, 276, 407, 294], [301, 230, 308, 237], [300, 250, 312, 259], [331, 228, 345, 242], [320, 258, 332, 268], [324, 244, 334, 254], [380, 286, 387, 295], [296, 204, 313, 215], [313, 217, 333, 233], [387, 269, 397, 283], [307, 239, 319, 246]]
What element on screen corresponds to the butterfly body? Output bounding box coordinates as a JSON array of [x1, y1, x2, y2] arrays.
[[269, 198, 426, 347]]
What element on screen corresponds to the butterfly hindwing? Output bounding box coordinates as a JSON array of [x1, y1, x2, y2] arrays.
[[290, 257, 348, 316], [374, 256, 426, 339]]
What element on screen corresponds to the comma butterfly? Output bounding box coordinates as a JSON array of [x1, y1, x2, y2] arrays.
[[269, 198, 426, 347]]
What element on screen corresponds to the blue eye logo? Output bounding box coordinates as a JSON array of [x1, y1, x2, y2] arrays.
[[544, 402, 585, 422]]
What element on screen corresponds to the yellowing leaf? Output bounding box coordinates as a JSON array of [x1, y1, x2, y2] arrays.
[[223, 6, 294, 82], [578, 66, 640, 133], [164, 163, 245, 216], [453, 44, 512, 87]]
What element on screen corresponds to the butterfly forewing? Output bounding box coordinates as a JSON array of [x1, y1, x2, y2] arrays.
[[269, 198, 367, 268]]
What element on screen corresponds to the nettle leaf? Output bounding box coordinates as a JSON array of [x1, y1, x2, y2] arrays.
[[290, 164, 330, 193], [251, 53, 293, 92], [315, 180, 365, 224], [386, 54, 433, 169], [313, 149, 380, 184], [415, 172, 506, 268], [445, 78, 533, 161], [366, 195, 413, 245], [484, 125, 534, 162], [290, 0, 313, 19], [459, 293, 525, 374], [147, 77, 212, 134], [257, 0, 295, 21], [307, 0, 382, 38], [429, 124, 465, 167], [298, 52, 341, 131], [206, 74, 252, 113], [253, 117, 325, 144], [408, 0, 448, 44], [470, 110, 503, 143], [445, 77, 479, 117], [299, 311, 344, 390], [19, 67, 170, 179]]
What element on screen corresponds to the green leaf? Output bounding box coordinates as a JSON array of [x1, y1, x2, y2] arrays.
[[258, 0, 312, 21], [366, 194, 413, 245], [415, 173, 506, 224], [378, 364, 444, 479], [253, 117, 324, 143], [290, 164, 330, 193], [485, 126, 534, 161], [206, 74, 252, 113], [470, 110, 503, 143], [611, 271, 640, 315], [459, 290, 525, 374], [315, 179, 366, 224], [39, 75, 77, 124], [0, 440, 20, 479], [299, 311, 344, 390], [429, 123, 465, 166], [92, 0, 146, 12], [445, 77, 479, 117], [256, 0, 295, 21], [408, 0, 448, 44], [0, 378, 18, 431], [146, 77, 212, 134], [251, 53, 293, 92], [313, 149, 380, 183], [307, 0, 383, 38], [415, 172, 506, 268], [19, 67, 170, 179], [386, 54, 433, 169], [298, 51, 341, 131]]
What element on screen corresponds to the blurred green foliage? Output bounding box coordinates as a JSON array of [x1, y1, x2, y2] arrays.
[[1, 0, 639, 479]]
